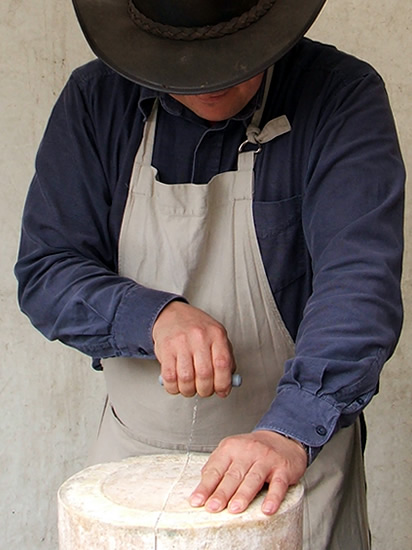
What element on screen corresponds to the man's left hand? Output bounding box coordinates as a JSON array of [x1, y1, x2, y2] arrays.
[[189, 430, 307, 515]]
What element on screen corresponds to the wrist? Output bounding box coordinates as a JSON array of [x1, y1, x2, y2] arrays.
[[280, 435, 323, 466], [283, 435, 310, 465]]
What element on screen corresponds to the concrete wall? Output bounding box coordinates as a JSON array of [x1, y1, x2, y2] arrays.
[[1, 1, 410, 548]]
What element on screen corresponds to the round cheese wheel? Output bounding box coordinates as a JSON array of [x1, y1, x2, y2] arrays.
[[58, 453, 303, 549]]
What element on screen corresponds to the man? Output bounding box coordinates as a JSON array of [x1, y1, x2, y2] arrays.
[[15, 1, 405, 548]]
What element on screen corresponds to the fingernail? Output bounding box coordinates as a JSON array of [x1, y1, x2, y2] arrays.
[[228, 500, 242, 513], [262, 502, 276, 515], [190, 494, 204, 507], [206, 499, 221, 512]]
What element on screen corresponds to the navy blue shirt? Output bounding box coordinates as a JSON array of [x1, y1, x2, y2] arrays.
[[15, 39, 405, 454]]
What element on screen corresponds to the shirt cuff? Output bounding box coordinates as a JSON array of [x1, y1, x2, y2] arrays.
[[113, 284, 187, 358], [254, 385, 342, 464]]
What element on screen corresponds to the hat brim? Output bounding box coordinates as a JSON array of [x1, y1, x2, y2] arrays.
[[73, 0, 327, 94]]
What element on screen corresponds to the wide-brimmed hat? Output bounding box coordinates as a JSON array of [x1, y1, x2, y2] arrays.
[[73, 0, 327, 94]]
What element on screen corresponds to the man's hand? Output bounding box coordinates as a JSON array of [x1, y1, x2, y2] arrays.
[[189, 431, 307, 515], [152, 301, 236, 398]]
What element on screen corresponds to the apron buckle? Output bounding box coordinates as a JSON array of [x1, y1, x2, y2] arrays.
[[238, 139, 262, 155]]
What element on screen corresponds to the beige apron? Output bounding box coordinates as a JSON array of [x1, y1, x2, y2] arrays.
[[91, 93, 370, 549]]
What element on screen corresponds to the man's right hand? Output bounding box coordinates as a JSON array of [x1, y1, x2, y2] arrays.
[[152, 301, 236, 398]]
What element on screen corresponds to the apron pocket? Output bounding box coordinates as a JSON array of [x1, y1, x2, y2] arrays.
[[109, 404, 198, 452]]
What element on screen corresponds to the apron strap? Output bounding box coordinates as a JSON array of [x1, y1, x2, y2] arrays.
[[239, 65, 292, 157], [250, 65, 275, 129], [136, 100, 159, 167]]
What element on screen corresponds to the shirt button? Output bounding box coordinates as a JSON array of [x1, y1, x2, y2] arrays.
[[138, 347, 148, 356], [316, 425, 327, 436]]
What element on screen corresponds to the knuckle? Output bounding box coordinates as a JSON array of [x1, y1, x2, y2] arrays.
[[217, 437, 234, 452], [246, 470, 265, 486], [162, 378, 174, 387], [190, 326, 208, 342], [225, 468, 243, 483], [201, 465, 222, 481], [270, 475, 289, 490], [179, 370, 194, 383], [212, 323, 228, 343], [195, 366, 213, 380], [161, 369, 177, 385], [214, 354, 232, 370], [174, 332, 190, 348]]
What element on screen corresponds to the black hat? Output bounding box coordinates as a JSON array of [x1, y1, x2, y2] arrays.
[[73, 0, 327, 94]]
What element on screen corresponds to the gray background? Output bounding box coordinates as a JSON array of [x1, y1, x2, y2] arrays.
[[1, 1, 411, 548]]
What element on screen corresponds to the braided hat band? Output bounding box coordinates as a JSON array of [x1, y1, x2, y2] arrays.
[[127, 0, 276, 41]]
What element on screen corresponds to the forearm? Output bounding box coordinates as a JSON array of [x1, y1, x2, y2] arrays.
[[15, 238, 182, 359], [255, 70, 404, 458], [255, 187, 403, 458], [14, 70, 180, 360]]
